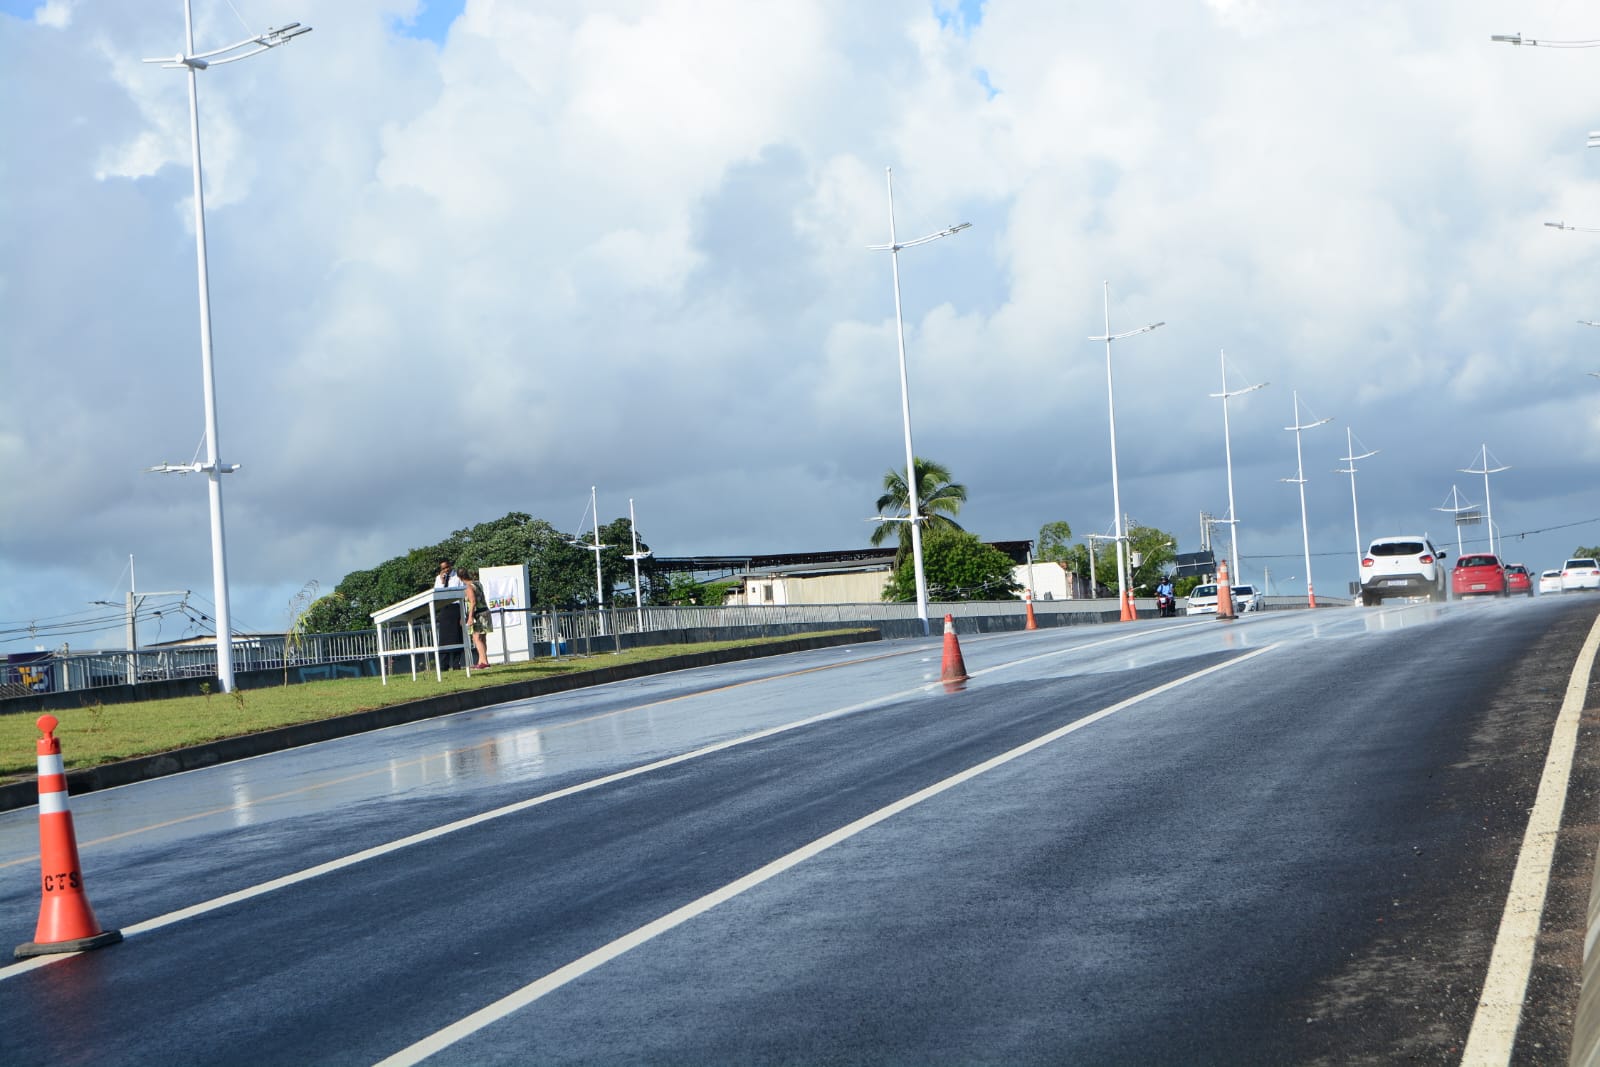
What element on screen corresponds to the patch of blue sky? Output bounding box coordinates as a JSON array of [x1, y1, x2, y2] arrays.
[[0, 0, 42, 19], [391, 0, 464, 44], [934, 0, 986, 36]]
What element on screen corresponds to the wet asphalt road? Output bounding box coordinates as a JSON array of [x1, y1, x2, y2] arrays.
[[1, 596, 1597, 1065]]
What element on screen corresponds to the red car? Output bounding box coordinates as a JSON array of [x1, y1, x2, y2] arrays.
[[1452, 553, 1508, 598], [1504, 563, 1533, 597]]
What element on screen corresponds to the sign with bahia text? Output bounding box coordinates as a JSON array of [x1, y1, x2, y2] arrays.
[[480, 565, 531, 663]]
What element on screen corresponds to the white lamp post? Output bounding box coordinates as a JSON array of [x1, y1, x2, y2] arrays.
[[1088, 283, 1165, 622], [142, 3, 310, 693], [1210, 350, 1266, 588], [868, 167, 970, 637], [1084, 532, 1117, 600], [571, 486, 612, 636], [624, 498, 651, 632], [1282, 391, 1332, 608], [1336, 427, 1379, 587], [1459, 445, 1509, 556], [1433, 484, 1477, 559], [1492, 33, 1600, 48]]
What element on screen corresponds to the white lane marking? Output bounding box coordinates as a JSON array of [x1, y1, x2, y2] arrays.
[[0, 627, 1169, 876], [0, 646, 923, 870], [0, 629, 1247, 983], [1461, 610, 1600, 1065], [0, 634, 1115, 981], [372, 644, 1279, 1066], [0, 680, 930, 981]]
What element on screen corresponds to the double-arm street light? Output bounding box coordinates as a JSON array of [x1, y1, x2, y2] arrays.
[[1336, 428, 1379, 587], [624, 498, 651, 630], [1434, 484, 1477, 558], [1282, 391, 1331, 608], [1088, 283, 1164, 622], [1491, 33, 1600, 49], [571, 486, 612, 635], [1460, 445, 1510, 556], [868, 167, 970, 637], [1211, 349, 1266, 589], [142, 2, 310, 694]]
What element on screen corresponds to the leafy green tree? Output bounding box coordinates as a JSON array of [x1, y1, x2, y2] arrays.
[[870, 458, 967, 563], [650, 572, 727, 606], [882, 529, 1021, 603], [1575, 545, 1600, 560], [1052, 522, 1179, 599], [1126, 524, 1179, 596], [1036, 521, 1073, 562], [302, 511, 656, 632]]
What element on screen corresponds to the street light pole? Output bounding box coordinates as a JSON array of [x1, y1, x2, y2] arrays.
[[1282, 391, 1332, 608], [1336, 427, 1379, 587], [1088, 283, 1165, 622], [1459, 445, 1510, 556], [1491, 32, 1600, 48], [1433, 484, 1481, 561], [142, 2, 310, 694], [1210, 349, 1266, 587], [624, 498, 651, 632], [1084, 532, 1113, 597], [587, 487, 610, 635], [868, 167, 970, 637]]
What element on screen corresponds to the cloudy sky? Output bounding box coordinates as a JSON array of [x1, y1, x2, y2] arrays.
[[5, 0, 1600, 653]]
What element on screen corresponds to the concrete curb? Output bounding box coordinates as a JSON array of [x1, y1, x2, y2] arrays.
[[0, 629, 880, 815]]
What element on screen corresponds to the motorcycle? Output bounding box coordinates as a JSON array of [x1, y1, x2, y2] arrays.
[[1155, 590, 1177, 618]]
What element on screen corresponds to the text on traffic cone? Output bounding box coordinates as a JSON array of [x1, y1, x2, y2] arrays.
[[15, 715, 121, 959]]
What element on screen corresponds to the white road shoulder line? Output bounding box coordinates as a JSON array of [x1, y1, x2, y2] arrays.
[[1461, 610, 1600, 1065], [372, 644, 1278, 1066]]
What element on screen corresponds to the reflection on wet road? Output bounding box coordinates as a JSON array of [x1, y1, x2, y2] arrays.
[[0, 596, 1589, 1065]]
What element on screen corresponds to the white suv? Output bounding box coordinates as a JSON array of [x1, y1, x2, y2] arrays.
[[1359, 536, 1447, 605], [1562, 558, 1600, 592]]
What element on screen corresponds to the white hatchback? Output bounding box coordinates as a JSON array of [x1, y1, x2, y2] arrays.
[[1540, 569, 1563, 595], [1186, 583, 1219, 615], [1562, 558, 1600, 592]]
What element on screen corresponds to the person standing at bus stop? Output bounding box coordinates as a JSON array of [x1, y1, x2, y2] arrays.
[[462, 567, 492, 670], [432, 559, 465, 668]]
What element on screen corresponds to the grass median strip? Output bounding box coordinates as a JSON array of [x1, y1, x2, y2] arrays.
[[0, 632, 873, 787]]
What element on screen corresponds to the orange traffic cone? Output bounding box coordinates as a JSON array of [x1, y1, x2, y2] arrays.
[[1216, 560, 1237, 621], [1024, 591, 1038, 631], [1119, 588, 1137, 622], [15, 715, 121, 959], [940, 614, 969, 684]]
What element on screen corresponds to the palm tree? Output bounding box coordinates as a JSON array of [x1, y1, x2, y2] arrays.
[[870, 457, 967, 562]]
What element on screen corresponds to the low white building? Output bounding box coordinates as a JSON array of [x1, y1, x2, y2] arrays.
[[671, 541, 1095, 606]]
